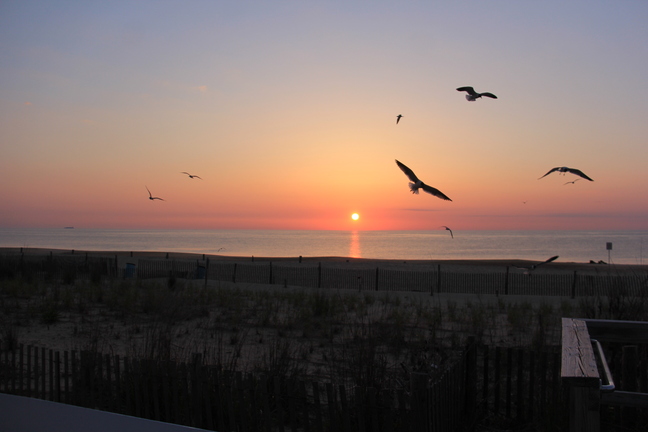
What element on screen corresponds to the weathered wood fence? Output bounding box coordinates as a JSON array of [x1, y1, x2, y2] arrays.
[[561, 318, 648, 432], [2, 253, 646, 297], [0, 342, 567, 431]]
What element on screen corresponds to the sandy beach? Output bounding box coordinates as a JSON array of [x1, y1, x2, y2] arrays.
[[2, 247, 647, 374]]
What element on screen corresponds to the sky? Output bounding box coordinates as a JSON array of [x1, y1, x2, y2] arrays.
[[1, 1, 648, 231]]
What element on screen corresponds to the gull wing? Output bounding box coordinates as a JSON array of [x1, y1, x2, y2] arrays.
[[538, 167, 560, 179], [395, 160, 420, 183], [456, 86, 477, 96], [567, 168, 593, 181], [481, 92, 497, 99], [534, 255, 559, 268], [420, 183, 452, 201], [146, 186, 152, 197]]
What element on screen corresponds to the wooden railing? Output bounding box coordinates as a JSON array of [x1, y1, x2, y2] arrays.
[[561, 318, 648, 432]]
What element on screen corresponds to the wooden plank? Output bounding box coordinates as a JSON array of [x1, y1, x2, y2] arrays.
[[601, 390, 648, 408], [561, 318, 599, 380], [584, 319, 648, 344]]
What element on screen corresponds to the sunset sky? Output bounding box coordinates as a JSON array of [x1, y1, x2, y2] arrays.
[[2, 1, 648, 231]]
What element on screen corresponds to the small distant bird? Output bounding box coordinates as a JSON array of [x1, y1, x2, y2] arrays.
[[514, 255, 559, 274], [441, 226, 454, 239], [395, 160, 452, 201], [146, 186, 165, 201], [538, 167, 593, 181], [564, 178, 582, 185], [456, 86, 497, 101], [181, 172, 202, 179], [396, 114, 403, 124]]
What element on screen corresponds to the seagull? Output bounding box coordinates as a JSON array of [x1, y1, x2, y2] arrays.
[[538, 167, 593, 181], [513, 255, 559, 274], [181, 172, 202, 179], [396, 114, 403, 124], [146, 186, 165, 201], [564, 178, 582, 185], [395, 160, 452, 201], [441, 226, 454, 239], [456, 86, 497, 101]]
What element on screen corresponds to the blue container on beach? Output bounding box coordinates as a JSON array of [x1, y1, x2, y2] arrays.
[[124, 263, 136, 279]]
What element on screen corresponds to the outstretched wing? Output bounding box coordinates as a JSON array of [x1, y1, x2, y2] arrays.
[[535, 255, 559, 268], [480, 92, 497, 99], [395, 160, 420, 183], [538, 167, 560, 179], [456, 86, 477, 96], [146, 186, 152, 197], [420, 183, 452, 201], [566, 168, 593, 181]]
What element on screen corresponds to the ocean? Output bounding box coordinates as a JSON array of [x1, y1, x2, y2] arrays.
[[1, 228, 647, 265]]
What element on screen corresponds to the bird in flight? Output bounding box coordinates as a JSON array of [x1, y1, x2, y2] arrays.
[[456, 86, 497, 101], [564, 178, 582, 185], [395, 160, 452, 201], [514, 255, 559, 274], [396, 114, 403, 124], [538, 167, 593, 181], [181, 172, 202, 179], [441, 226, 454, 239], [146, 186, 165, 201]]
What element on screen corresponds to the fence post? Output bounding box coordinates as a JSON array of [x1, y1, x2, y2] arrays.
[[204, 258, 209, 288], [233, 263, 237, 283], [317, 262, 322, 288], [269, 262, 273, 284], [375, 267, 379, 291], [437, 264, 441, 294], [410, 372, 429, 432], [504, 266, 510, 295], [571, 271, 578, 299], [622, 345, 638, 428]]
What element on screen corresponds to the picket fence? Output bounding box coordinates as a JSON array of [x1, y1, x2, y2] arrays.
[[0, 342, 566, 431]]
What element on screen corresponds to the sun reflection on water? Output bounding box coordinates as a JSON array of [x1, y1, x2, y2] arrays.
[[349, 230, 361, 258]]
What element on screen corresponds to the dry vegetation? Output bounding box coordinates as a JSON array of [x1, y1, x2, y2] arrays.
[[2, 265, 648, 391]]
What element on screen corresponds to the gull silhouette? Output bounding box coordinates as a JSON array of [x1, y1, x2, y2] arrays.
[[181, 172, 202, 179], [538, 167, 593, 181], [146, 186, 165, 201], [441, 226, 454, 239], [396, 114, 403, 124], [564, 178, 582, 185], [395, 160, 452, 201], [456, 86, 497, 101], [514, 255, 559, 274]]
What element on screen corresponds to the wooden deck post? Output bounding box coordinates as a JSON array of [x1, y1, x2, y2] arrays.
[[561, 318, 600, 432]]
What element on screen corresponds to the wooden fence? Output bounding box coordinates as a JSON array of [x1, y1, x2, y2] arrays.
[[0, 342, 567, 431], [2, 253, 646, 297]]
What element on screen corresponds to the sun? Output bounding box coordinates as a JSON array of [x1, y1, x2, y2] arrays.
[[351, 213, 360, 221]]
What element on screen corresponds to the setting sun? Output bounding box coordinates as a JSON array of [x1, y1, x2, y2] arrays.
[[351, 213, 359, 221]]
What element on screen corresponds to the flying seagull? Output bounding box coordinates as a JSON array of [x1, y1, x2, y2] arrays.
[[514, 255, 559, 274], [146, 186, 165, 201], [181, 172, 202, 179], [395, 160, 452, 201], [538, 167, 594, 181], [564, 178, 582, 185], [441, 226, 454, 239], [456, 86, 497, 101], [396, 114, 403, 124]]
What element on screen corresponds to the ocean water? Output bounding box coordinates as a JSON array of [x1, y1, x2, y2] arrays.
[[0, 228, 647, 265]]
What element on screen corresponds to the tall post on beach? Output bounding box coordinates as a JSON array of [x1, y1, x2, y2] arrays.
[[204, 258, 209, 288], [317, 262, 322, 288], [375, 268, 379, 291]]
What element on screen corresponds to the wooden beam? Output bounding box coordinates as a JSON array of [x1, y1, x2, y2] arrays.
[[584, 319, 648, 344], [561, 318, 599, 380]]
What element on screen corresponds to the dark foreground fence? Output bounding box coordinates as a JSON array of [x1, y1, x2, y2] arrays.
[[1, 252, 646, 297], [0, 342, 566, 431]]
